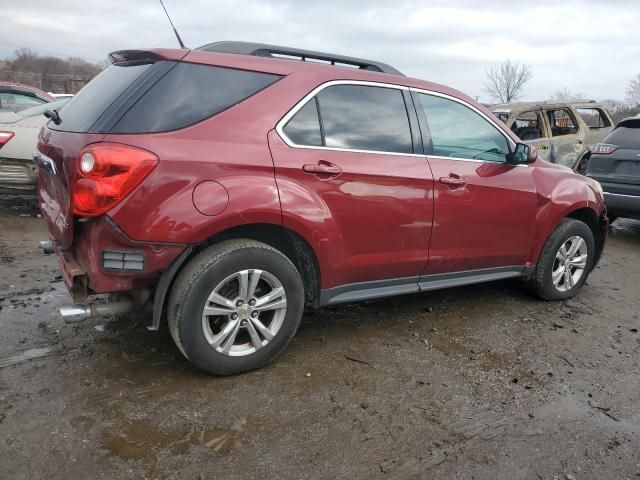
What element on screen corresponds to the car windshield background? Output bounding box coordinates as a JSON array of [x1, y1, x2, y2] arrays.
[[419, 94, 509, 162], [0, 93, 45, 112], [112, 63, 282, 134], [576, 108, 611, 129], [546, 108, 578, 136], [511, 110, 543, 141], [314, 84, 413, 154]]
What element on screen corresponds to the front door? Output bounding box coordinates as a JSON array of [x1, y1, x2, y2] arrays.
[[412, 91, 538, 277], [269, 83, 434, 290]]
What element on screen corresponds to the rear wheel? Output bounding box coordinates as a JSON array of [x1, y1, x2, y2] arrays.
[[168, 239, 304, 375], [530, 219, 595, 300]]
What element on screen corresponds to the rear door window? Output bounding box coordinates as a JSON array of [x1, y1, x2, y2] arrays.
[[418, 93, 510, 163], [545, 108, 578, 136], [315, 84, 413, 154], [510, 110, 544, 140], [606, 125, 640, 149], [113, 63, 282, 133], [576, 108, 611, 129]]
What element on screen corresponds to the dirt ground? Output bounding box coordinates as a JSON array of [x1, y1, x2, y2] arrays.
[[1, 196, 639, 480]]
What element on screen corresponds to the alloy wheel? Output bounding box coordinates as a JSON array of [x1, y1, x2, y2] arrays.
[[201, 269, 287, 356], [551, 235, 588, 292]]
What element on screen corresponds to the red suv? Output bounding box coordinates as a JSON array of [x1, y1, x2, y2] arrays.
[[36, 42, 607, 375]]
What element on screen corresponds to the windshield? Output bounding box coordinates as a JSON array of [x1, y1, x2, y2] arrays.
[[18, 98, 69, 117], [0, 93, 46, 112]]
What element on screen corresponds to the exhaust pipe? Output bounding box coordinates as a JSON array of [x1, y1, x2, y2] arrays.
[[59, 299, 134, 324]]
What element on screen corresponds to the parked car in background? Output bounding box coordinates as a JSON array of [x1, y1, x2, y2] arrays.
[[0, 98, 69, 193], [493, 102, 614, 168], [37, 42, 606, 376], [0, 82, 54, 113], [49, 93, 74, 99], [585, 117, 640, 222]]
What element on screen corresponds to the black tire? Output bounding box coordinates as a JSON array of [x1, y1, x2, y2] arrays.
[[530, 218, 595, 300], [167, 239, 304, 375]]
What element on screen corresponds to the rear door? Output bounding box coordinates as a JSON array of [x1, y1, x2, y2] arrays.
[[543, 107, 583, 166], [413, 90, 537, 276], [269, 82, 434, 288]]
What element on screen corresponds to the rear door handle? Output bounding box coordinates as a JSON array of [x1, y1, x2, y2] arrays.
[[302, 162, 342, 176], [439, 175, 467, 187]]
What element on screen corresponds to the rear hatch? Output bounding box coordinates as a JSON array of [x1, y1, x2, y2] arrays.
[[587, 118, 640, 196], [37, 50, 188, 246]]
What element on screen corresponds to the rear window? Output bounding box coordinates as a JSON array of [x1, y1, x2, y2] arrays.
[[50, 63, 152, 132], [112, 63, 282, 133], [606, 125, 640, 149]]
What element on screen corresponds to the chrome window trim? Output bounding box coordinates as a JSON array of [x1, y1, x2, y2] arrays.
[[275, 80, 421, 158], [275, 79, 522, 165]]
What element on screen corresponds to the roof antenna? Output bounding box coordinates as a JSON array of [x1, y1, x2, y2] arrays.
[[159, 0, 186, 49]]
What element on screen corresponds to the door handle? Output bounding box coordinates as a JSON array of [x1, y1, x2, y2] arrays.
[[302, 162, 342, 176], [439, 175, 467, 187]]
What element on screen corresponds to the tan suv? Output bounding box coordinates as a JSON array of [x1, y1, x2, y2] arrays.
[[493, 102, 614, 169]]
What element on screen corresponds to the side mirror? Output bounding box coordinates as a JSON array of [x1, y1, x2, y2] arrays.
[[509, 143, 537, 165]]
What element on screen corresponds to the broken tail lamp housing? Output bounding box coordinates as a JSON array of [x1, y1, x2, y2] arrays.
[[102, 250, 145, 272]]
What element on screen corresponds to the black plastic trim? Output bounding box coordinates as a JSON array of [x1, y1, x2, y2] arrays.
[[149, 246, 194, 331], [90, 61, 178, 134], [418, 266, 524, 291], [319, 266, 526, 306]]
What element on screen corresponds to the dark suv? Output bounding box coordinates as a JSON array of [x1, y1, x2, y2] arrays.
[[37, 42, 607, 375], [585, 117, 640, 222]]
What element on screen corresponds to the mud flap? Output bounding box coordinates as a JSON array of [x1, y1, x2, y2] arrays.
[[148, 246, 194, 331]]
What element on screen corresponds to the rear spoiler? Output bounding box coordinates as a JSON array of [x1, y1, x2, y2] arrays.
[[108, 49, 189, 66]]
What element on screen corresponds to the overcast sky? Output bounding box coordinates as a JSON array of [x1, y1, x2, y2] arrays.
[[1, 0, 639, 102]]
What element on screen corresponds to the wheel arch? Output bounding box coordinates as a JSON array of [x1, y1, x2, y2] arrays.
[[564, 206, 605, 267], [151, 222, 321, 331]]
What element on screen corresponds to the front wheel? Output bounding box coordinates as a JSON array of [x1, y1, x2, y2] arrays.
[[168, 239, 305, 375], [530, 219, 595, 300]]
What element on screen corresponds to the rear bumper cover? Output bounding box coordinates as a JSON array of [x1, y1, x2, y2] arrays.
[[603, 192, 640, 218], [0, 157, 38, 190], [54, 216, 187, 301]]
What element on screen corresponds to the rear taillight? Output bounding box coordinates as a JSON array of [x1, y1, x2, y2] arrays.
[[591, 143, 618, 155], [0, 131, 14, 147], [72, 143, 158, 217]]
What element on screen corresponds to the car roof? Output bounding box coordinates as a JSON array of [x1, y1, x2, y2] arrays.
[[115, 47, 478, 108], [492, 101, 607, 114]]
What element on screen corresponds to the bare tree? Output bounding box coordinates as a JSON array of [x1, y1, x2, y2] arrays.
[[626, 74, 640, 107], [549, 87, 585, 102], [484, 59, 532, 104]]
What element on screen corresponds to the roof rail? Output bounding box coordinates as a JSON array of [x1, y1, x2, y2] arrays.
[[196, 41, 404, 76]]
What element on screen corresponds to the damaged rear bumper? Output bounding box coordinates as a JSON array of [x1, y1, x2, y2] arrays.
[[49, 216, 188, 302]]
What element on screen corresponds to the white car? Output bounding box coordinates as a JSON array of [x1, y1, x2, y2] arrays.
[[0, 98, 69, 192]]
